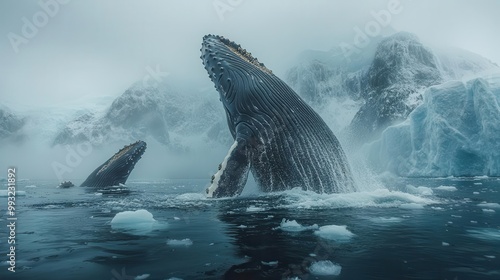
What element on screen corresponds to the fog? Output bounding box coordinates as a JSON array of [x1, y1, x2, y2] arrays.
[[1, 0, 499, 181], [1, 0, 499, 107]]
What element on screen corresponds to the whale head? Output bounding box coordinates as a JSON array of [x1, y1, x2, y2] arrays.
[[80, 140, 147, 189], [200, 34, 274, 107]]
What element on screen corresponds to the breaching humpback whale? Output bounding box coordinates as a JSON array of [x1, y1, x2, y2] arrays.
[[79, 140, 146, 189], [201, 35, 356, 198]]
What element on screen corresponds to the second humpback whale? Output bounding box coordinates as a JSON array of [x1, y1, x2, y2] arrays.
[[79, 140, 146, 189], [201, 35, 356, 198]]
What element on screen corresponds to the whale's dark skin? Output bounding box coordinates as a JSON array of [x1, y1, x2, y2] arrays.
[[201, 35, 356, 198], [79, 140, 146, 189]]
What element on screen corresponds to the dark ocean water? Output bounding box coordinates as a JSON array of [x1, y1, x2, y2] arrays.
[[0, 177, 499, 280]]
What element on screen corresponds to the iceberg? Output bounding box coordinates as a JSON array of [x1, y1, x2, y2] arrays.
[[111, 209, 158, 235], [368, 74, 500, 177]]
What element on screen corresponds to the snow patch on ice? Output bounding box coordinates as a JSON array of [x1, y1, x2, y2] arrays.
[[314, 225, 354, 242], [309, 260, 342, 276], [274, 219, 319, 232]]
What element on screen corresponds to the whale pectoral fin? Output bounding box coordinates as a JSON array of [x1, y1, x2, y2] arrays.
[[206, 139, 251, 198]]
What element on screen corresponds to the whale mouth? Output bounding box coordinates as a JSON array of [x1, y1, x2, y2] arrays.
[[201, 34, 273, 75]]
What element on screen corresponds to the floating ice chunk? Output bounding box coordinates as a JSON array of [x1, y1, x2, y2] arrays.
[[111, 209, 158, 235], [478, 202, 500, 209], [474, 182, 483, 185], [166, 238, 193, 247], [274, 219, 319, 232], [482, 209, 496, 213], [484, 255, 496, 259], [237, 225, 248, 229], [134, 274, 150, 280], [165, 278, 184, 280], [473, 192, 480, 195], [246, 205, 265, 212], [261, 260, 278, 266], [442, 242, 450, 246], [309, 260, 342, 276], [25, 185, 37, 188], [400, 203, 424, 209], [435, 186, 457, 191], [314, 225, 354, 242]]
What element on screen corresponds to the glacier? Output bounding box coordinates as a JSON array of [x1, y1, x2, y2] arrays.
[[367, 73, 500, 177], [286, 32, 498, 144]]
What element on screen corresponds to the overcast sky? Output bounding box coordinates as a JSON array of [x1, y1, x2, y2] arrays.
[[1, 0, 499, 109]]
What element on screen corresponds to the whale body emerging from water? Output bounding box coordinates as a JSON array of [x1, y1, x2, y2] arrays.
[[200, 35, 356, 198], [79, 140, 146, 189]]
